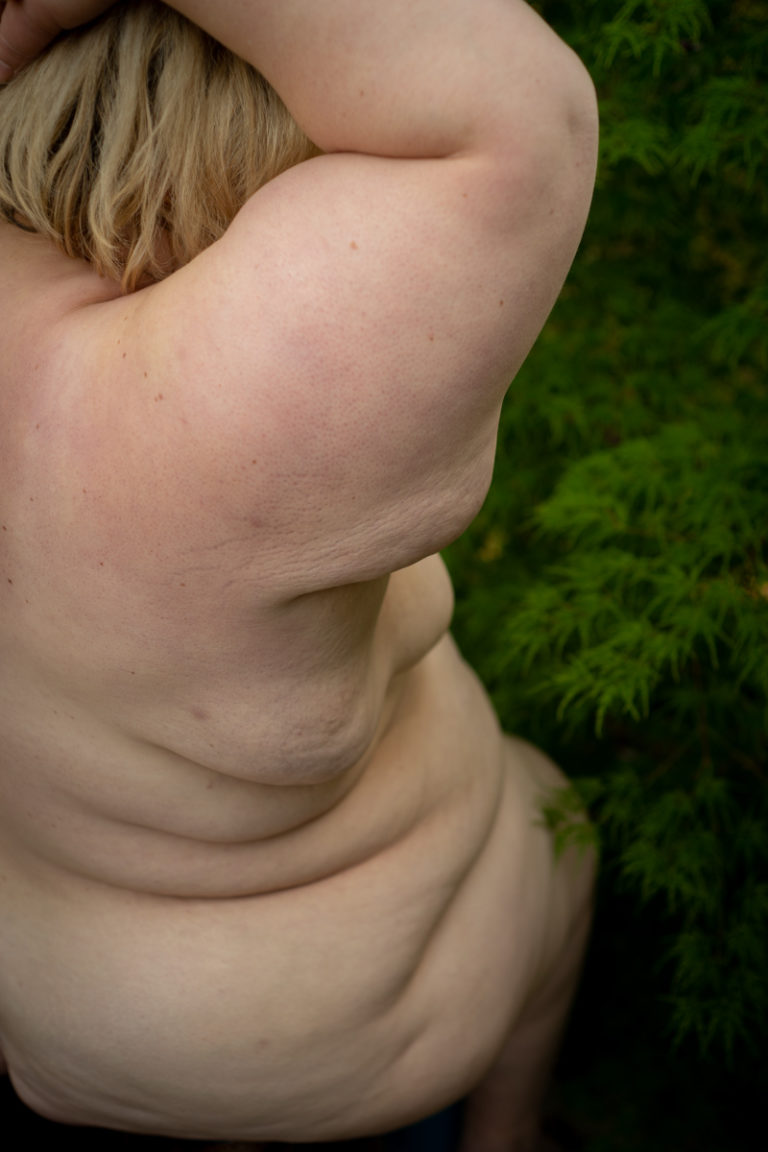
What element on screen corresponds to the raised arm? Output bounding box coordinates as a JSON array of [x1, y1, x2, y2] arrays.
[[155, 2, 597, 586], [168, 0, 594, 162], [2, 1, 596, 171], [5, 1, 599, 590]]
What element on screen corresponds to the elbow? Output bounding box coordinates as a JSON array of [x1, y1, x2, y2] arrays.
[[545, 40, 600, 184], [507, 30, 599, 183], [561, 56, 600, 241], [553, 55, 600, 245], [562, 51, 600, 179], [515, 47, 600, 246]]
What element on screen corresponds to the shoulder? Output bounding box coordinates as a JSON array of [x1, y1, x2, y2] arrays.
[[1, 111, 593, 593], [0, 223, 124, 370], [84, 146, 575, 586]]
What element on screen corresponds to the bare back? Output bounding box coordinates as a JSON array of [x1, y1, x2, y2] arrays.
[[0, 220, 568, 1140], [0, 0, 599, 1139]]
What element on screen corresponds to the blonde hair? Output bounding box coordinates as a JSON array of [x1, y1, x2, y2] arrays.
[[0, 1, 318, 292]]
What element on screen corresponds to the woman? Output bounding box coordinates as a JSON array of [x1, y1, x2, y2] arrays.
[[0, 2, 598, 1148]]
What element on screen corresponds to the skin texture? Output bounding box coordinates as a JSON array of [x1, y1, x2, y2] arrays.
[[0, 0, 115, 80], [0, 2, 599, 1147]]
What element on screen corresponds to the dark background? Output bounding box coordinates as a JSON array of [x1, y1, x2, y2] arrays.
[[3, 1, 767, 1149], [446, 0, 768, 1147]]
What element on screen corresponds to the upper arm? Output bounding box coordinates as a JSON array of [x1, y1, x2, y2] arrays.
[[128, 126, 596, 589]]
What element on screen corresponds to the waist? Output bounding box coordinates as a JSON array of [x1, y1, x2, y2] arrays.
[[0, 639, 512, 1139], [0, 634, 502, 899]]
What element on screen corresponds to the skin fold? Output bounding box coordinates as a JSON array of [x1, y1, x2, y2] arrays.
[[0, 3, 598, 1148]]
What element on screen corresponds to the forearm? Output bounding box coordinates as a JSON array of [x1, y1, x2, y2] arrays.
[[1, 1, 596, 164], [166, 0, 595, 160]]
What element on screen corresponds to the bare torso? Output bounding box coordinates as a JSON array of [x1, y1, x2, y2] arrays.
[[0, 222, 579, 1142]]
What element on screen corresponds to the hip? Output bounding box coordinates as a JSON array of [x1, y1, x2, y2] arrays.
[[0, 647, 572, 1141]]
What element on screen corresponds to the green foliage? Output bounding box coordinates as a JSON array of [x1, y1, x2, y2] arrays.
[[446, 0, 768, 1068]]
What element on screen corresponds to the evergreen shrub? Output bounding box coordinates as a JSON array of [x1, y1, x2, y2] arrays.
[[446, 0, 768, 1067]]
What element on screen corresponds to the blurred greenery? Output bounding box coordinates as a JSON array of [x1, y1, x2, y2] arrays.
[[445, 0, 768, 1145]]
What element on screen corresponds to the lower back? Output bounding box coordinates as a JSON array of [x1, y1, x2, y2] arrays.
[[0, 637, 525, 1141]]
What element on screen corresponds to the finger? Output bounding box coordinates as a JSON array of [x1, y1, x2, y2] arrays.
[[0, 1, 63, 83]]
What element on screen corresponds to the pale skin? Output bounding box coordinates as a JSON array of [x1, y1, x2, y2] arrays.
[[0, 2, 598, 1148]]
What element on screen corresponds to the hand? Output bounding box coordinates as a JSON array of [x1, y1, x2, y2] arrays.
[[0, 0, 118, 82]]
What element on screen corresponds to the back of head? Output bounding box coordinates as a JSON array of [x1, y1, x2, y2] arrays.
[[0, 0, 318, 292]]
